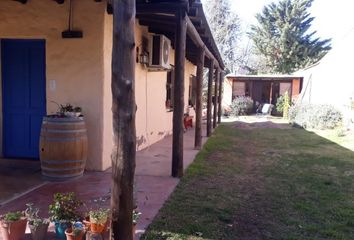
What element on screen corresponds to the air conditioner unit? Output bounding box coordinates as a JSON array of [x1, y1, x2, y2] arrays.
[[149, 34, 171, 70]]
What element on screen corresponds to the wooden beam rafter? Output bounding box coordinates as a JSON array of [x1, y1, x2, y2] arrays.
[[139, 19, 176, 28], [137, 14, 176, 24], [186, 16, 220, 69], [136, 4, 223, 70], [137, 2, 188, 15], [13, 0, 28, 3]]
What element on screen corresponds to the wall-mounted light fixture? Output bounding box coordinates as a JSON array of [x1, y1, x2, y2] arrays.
[[138, 37, 149, 66], [13, 0, 27, 4], [139, 51, 149, 66], [62, 0, 83, 38]]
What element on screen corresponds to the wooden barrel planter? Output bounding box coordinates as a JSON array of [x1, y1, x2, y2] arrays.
[[39, 117, 88, 181]]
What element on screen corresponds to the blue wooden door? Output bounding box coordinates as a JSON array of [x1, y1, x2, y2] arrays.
[[1, 39, 46, 159]]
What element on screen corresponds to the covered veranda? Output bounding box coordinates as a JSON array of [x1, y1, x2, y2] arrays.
[[0, 124, 209, 239], [0, 0, 224, 238]]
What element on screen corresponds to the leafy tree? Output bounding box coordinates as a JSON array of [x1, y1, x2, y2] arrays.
[[235, 40, 271, 74], [250, 0, 331, 74], [203, 0, 241, 74]]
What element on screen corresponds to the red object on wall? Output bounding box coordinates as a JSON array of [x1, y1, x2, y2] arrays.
[[184, 116, 193, 129]]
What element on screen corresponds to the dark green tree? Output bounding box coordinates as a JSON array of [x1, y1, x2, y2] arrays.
[[203, 0, 241, 74], [250, 0, 331, 74]]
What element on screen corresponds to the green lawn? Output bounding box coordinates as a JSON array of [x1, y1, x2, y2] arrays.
[[142, 122, 354, 240]]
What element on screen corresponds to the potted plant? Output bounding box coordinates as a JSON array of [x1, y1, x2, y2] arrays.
[[0, 211, 27, 240], [49, 192, 83, 240], [51, 102, 83, 118], [65, 221, 85, 240], [85, 208, 110, 233], [25, 203, 50, 240], [60, 104, 82, 117], [132, 210, 141, 236], [73, 107, 82, 117]]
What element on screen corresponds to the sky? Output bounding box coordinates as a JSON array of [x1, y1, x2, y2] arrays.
[[202, 0, 354, 45], [204, 0, 354, 47]]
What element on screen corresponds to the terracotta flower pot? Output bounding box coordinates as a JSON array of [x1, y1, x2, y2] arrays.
[[29, 222, 49, 240], [90, 222, 106, 233], [84, 215, 109, 234], [65, 228, 85, 240], [86, 231, 104, 240], [0, 218, 27, 240]]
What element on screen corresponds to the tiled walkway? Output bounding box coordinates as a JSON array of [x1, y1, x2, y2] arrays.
[[0, 124, 209, 239]]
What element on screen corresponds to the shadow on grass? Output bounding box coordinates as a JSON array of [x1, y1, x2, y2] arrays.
[[142, 121, 354, 240]]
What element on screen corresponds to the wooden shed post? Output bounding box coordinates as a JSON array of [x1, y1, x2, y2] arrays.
[[269, 81, 273, 104], [194, 46, 205, 149], [110, 0, 136, 239], [206, 60, 214, 137], [217, 71, 223, 123], [213, 68, 219, 128], [172, 8, 187, 178]]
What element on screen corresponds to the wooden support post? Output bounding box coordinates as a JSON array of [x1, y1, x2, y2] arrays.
[[194, 47, 205, 149], [206, 61, 214, 137], [110, 0, 136, 239], [217, 71, 223, 124], [213, 68, 219, 128], [270, 81, 273, 104], [172, 8, 187, 178], [249, 81, 253, 98]]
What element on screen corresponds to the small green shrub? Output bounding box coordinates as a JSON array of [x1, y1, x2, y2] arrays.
[[231, 96, 253, 116], [289, 104, 342, 129], [336, 128, 346, 137], [25, 203, 49, 228], [49, 192, 83, 222], [276, 95, 285, 113], [0, 211, 23, 222], [276, 92, 291, 118], [89, 208, 110, 225], [283, 92, 291, 119]]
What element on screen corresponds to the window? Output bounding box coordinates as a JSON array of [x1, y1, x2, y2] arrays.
[[188, 75, 196, 107], [279, 82, 291, 96], [166, 68, 174, 111], [233, 81, 246, 98]]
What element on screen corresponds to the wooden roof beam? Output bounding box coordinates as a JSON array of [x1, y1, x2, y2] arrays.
[[191, 19, 202, 28], [13, 0, 27, 3], [139, 19, 176, 27], [186, 16, 220, 69], [137, 1, 189, 15], [137, 14, 176, 25], [188, 6, 198, 17]]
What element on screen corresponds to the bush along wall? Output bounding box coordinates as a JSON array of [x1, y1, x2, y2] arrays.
[[289, 104, 342, 129], [231, 96, 254, 116]]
